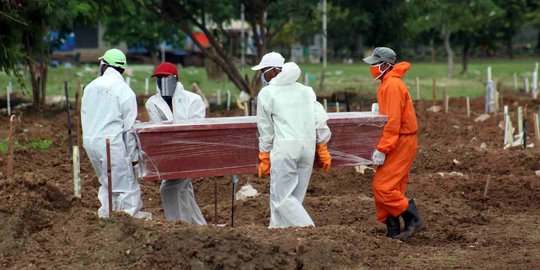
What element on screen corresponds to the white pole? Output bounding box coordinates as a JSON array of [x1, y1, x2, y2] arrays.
[[487, 66, 492, 82], [416, 77, 420, 100], [466, 97, 470, 118], [226, 90, 231, 111], [513, 73, 518, 91], [144, 78, 149, 95], [322, 0, 327, 68], [216, 89, 222, 106], [73, 146, 81, 198], [240, 3, 245, 75], [7, 81, 11, 116], [336, 101, 340, 112], [518, 106, 523, 135], [532, 69, 538, 99], [525, 77, 530, 93], [504, 105, 509, 147], [323, 98, 327, 112]]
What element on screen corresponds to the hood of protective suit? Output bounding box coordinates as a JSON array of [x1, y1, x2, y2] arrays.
[[269, 62, 301, 86], [383, 62, 410, 80]]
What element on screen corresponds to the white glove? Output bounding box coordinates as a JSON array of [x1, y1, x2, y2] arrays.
[[372, 150, 386, 166]]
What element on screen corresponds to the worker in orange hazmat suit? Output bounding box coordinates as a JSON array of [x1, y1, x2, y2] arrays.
[[363, 47, 424, 239]]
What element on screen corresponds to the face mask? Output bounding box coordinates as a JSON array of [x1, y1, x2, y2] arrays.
[[260, 67, 280, 85], [370, 63, 392, 80], [157, 75, 178, 97], [98, 60, 106, 76]]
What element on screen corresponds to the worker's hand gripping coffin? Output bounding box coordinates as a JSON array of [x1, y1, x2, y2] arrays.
[[133, 112, 387, 181]]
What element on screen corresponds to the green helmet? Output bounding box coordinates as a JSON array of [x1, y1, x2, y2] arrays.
[[99, 48, 127, 68]]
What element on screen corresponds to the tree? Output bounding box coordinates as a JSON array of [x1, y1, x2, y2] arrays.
[[406, 0, 503, 79], [144, 0, 314, 96], [1, 0, 96, 107], [101, 1, 183, 66]]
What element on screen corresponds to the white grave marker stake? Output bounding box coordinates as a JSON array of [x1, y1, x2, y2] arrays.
[[226, 90, 231, 111], [518, 106, 523, 135], [73, 146, 81, 198], [525, 77, 530, 93], [216, 89, 222, 106], [336, 102, 340, 113], [144, 78, 149, 95]]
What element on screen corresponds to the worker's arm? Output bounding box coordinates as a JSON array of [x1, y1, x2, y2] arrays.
[[257, 89, 274, 152], [190, 95, 206, 119], [145, 97, 164, 122], [377, 79, 404, 153], [121, 87, 138, 131], [314, 101, 331, 144]]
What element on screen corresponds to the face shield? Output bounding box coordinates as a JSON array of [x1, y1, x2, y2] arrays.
[[157, 75, 178, 97]]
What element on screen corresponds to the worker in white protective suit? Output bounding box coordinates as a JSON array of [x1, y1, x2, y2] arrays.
[[81, 48, 151, 219], [254, 52, 332, 228], [145, 62, 207, 224]]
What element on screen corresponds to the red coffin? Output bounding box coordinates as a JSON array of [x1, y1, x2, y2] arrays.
[[133, 112, 387, 181]]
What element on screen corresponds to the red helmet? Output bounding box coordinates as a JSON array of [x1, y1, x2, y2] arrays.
[[151, 62, 178, 78]]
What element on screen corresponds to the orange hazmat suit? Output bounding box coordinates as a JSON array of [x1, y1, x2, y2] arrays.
[[372, 62, 419, 223]]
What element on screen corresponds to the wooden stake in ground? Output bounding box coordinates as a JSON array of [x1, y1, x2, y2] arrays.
[[466, 97, 471, 118], [73, 146, 81, 198], [416, 77, 420, 100], [64, 81, 73, 158], [76, 79, 82, 148], [443, 88, 449, 114], [534, 113, 540, 142], [432, 78, 436, 106], [6, 115, 16, 180], [106, 138, 113, 217], [483, 176, 491, 207], [6, 81, 11, 116]]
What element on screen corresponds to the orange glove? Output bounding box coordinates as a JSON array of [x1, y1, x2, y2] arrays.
[[316, 144, 331, 172], [257, 151, 271, 177]]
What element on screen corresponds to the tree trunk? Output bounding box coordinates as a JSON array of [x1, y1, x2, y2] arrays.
[[507, 36, 514, 58], [24, 33, 40, 107], [442, 25, 454, 79], [460, 40, 470, 75]]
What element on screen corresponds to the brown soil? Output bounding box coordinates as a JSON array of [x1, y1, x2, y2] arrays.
[[0, 89, 539, 269]]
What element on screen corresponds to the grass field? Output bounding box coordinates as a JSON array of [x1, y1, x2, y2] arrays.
[[0, 58, 538, 101]]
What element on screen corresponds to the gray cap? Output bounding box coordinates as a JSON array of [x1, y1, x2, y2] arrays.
[[363, 47, 396, 65]]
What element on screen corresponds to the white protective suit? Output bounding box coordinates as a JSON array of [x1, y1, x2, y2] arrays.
[[257, 62, 332, 228], [81, 68, 150, 218], [145, 82, 207, 224]]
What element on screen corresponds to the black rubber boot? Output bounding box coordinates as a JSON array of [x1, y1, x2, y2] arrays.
[[395, 199, 424, 240], [385, 216, 401, 238]]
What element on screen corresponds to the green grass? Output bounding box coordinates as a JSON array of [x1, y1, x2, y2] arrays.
[[0, 58, 538, 101], [0, 139, 53, 153]]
